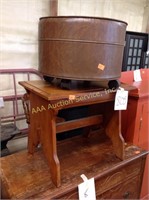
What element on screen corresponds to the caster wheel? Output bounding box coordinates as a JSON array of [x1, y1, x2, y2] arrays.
[[83, 81, 91, 87], [60, 79, 72, 89], [108, 80, 120, 89], [43, 75, 54, 83]]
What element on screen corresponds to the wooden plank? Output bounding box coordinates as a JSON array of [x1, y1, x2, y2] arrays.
[[50, 0, 58, 16], [56, 115, 103, 133]]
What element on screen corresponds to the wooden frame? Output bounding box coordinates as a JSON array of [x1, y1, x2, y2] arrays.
[[50, 0, 58, 16]]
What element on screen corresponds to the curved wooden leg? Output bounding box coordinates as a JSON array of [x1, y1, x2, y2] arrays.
[[105, 111, 125, 160], [41, 109, 61, 187], [27, 93, 60, 187]]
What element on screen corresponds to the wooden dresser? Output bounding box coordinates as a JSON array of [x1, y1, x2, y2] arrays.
[[121, 69, 149, 199], [1, 133, 148, 199]]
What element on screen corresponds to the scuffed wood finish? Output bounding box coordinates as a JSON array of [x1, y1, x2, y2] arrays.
[[1, 133, 148, 199], [106, 111, 125, 160], [19, 80, 136, 187]]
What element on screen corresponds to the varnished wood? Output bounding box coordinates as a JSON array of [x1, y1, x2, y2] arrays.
[[106, 111, 125, 160], [56, 115, 103, 133], [19, 80, 136, 187], [29, 93, 61, 187], [1, 133, 148, 199], [19, 80, 136, 104]]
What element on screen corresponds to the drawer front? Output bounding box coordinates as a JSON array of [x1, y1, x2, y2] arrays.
[[54, 159, 143, 199], [97, 175, 140, 199], [95, 158, 143, 195], [55, 175, 141, 200]]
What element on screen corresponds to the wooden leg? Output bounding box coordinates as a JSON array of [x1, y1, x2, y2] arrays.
[[21, 93, 39, 153], [83, 127, 92, 137], [28, 93, 60, 187], [28, 124, 40, 154], [27, 94, 41, 153], [40, 109, 61, 187], [105, 111, 125, 160]]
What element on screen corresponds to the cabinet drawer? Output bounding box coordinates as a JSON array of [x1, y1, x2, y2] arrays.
[[53, 159, 143, 200], [97, 175, 140, 199], [55, 175, 141, 200], [94, 157, 142, 195]]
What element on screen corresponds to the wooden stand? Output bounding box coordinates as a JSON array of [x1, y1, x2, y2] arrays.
[[19, 80, 136, 187]]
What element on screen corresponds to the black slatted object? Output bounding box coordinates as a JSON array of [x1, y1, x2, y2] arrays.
[[122, 31, 149, 71]]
